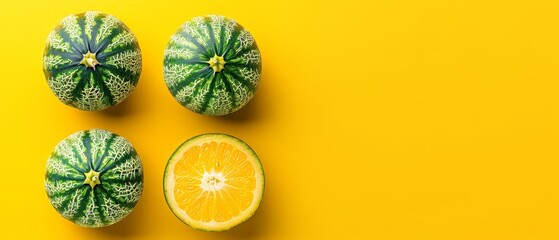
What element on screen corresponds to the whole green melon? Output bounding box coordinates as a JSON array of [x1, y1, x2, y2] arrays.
[[164, 15, 262, 116], [44, 129, 143, 227], [43, 11, 142, 111]]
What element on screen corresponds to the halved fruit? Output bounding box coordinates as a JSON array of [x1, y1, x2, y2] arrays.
[[163, 133, 265, 231]]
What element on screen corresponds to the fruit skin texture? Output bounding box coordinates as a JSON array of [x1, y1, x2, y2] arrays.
[[45, 129, 143, 228], [43, 11, 142, 111], [163, 133, 265, 231], [164, 15, 262, 116]]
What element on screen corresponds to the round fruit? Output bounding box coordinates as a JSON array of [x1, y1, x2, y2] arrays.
[[163, 133, 265, 231], [43, 11, 142, 111], [45, 129, 143, 227], [163, 15, 262, 116]]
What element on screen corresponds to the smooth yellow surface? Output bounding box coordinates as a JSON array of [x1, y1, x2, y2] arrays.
[[1, 0, 559, 239]]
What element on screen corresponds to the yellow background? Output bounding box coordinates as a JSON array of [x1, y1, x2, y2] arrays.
[[1, 0, 558, 239]]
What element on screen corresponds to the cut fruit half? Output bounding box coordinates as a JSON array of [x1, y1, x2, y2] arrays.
[[163, 133, 265, 231]]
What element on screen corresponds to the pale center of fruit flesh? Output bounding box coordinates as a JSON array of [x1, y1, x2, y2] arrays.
[[84, 169, 101, 188], [200, 171, 226, 192], [208, 54, 226, 72], [80, 51, 100, 70]]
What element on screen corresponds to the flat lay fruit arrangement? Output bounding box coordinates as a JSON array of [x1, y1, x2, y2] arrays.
[[5, 1, 555, 239], [43, 11, 264, 232]]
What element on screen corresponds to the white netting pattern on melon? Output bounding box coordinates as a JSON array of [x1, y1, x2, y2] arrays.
[[169, 34, 189, 46], [180, 17, 209, 47], [56, 131, 85, 167], [186, 78, 210, 112], [224, 18, 238, 43], [239, 67, 261, 86], [77, 196, 102, 227], [209, 15, 225, 31], [206, 82, 233, 116], [84, 11, 99, 39], [240, 49, 261, 65], [113, 182, 143, 204], [45, 179, 80, 196], [173, 77, 203, 104], [43, 55, 72, 70], [112, 155, 143, 180], [102, 136, 133, 170], [163, 64, 194, 87], [46, 31, 71, 52], [49, 195, 66, 209], [96, 15, 121, 44], [89, 129, 111, 167], [102, 195, 131, 224], [104, 71, 135, 104], [195, 17, 210, 45], [105, 31, 136, 52], [228, 72, 254, 109], [164, 47, 194, 60], [75, 84, 107, 111], [237, 29, 255, 53], [106, 49, 142, 75], [45, 158, 72, 177], [208, 15, 225, 47], [62, 189, 83, 220], [47, 69, 80, 104], [60, 14, 82, 43]]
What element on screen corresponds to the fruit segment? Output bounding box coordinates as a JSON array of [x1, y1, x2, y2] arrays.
[[164, 134, 264, 231]]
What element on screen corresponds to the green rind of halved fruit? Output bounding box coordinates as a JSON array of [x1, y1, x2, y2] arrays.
[[163, 133, 265, 231], [163, 15, 262, 116], [45, 129, 143, 227], [43, 11, 142, 111]]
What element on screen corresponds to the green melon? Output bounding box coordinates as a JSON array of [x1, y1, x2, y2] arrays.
[[43, 11, 142, 111], [163, 15, 262, 116], [45, 129, 143, 227]]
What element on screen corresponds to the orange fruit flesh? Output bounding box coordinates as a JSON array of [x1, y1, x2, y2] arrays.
[[173, 141, 256, 223]]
